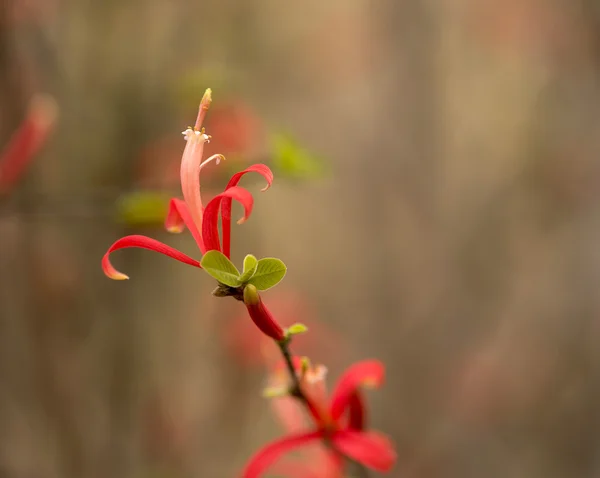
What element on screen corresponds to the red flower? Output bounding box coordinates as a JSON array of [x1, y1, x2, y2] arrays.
[[0, 95, 58, 195], [102, 89, 273, 280], [267, 362, 344, 478], [242, 359, 396, 478]]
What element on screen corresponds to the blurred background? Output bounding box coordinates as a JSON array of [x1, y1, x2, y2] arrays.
[[2, 0, 600, 477]]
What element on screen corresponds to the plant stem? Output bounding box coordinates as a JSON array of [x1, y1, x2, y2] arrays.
[[277, 339, 302, 395], [275, 338, 369, 478]]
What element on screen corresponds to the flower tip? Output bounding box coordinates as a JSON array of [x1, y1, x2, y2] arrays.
[[201, 88, 212, 109], [105, 267, 130, 281], [111, 272, 130, 281], [102, 254, 130, 280], [354, 361, 385, 391], [166, 225, 184, 234], [362, 377, 382, 389]]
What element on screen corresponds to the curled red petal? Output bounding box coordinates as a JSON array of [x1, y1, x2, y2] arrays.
[[102, 234, 201, 280], [165, 198, 206, 253], [331, 430, 396, 472], [242, 430, 323, 478], [221, 164, 273, 258], [329, 360, 385, 422], [201, 186, 253, 254]]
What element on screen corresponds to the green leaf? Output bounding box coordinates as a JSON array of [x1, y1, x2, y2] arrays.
[[269, 132, 328, 180], [300, 356, 311, 374], [200, 250, 241, 287], [286, 322, 308, 336], [239, 254, 258, 282], [246, 257, 287, 290], [115, 191, 170, 226]]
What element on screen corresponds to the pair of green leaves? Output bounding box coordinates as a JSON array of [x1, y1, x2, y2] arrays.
[[201, 250, 286, 291]]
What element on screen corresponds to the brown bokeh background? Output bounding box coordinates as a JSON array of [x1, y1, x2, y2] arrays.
[[2, 0, 600, 477]]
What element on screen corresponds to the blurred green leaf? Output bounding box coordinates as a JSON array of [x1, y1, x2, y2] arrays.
[[201, 250, 241, 287], [262, 385, 289, 398], [239, 254, 258, 282], [286, 322, 309, 336], [246, 257, 287, 290], [116, 191, 170, 226], [269, 132, 328, 180]]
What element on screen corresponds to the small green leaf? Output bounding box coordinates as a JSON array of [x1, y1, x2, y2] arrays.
[[286, 322, 308, 336], [239, 254, 258, 282], [246, 257, 287, 290], [300, 356, 311, 375], [200, 250, 241, 287]]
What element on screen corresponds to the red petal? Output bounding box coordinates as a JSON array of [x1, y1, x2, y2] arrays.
[[271, 396, 307, 434], [329, 360, 384, 422], [102, 235, 201, 280], [271, 449, 344, 478], [221, 164, 273, 258], [347, 391, 366, 430], [201, 186, 253, 254], [269, 462, 322, 478], [332, 430, 396, 472], [165, 198, 206, 253], [242, 430, 323, 478]]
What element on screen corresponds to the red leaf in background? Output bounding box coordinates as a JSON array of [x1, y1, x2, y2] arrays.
[[0, 95, 58, 195], [135, 135, 188, 189], [203, 100, 265, 161]]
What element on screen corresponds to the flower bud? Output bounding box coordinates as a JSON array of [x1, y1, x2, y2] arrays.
[[243, 284, 285, 341]]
